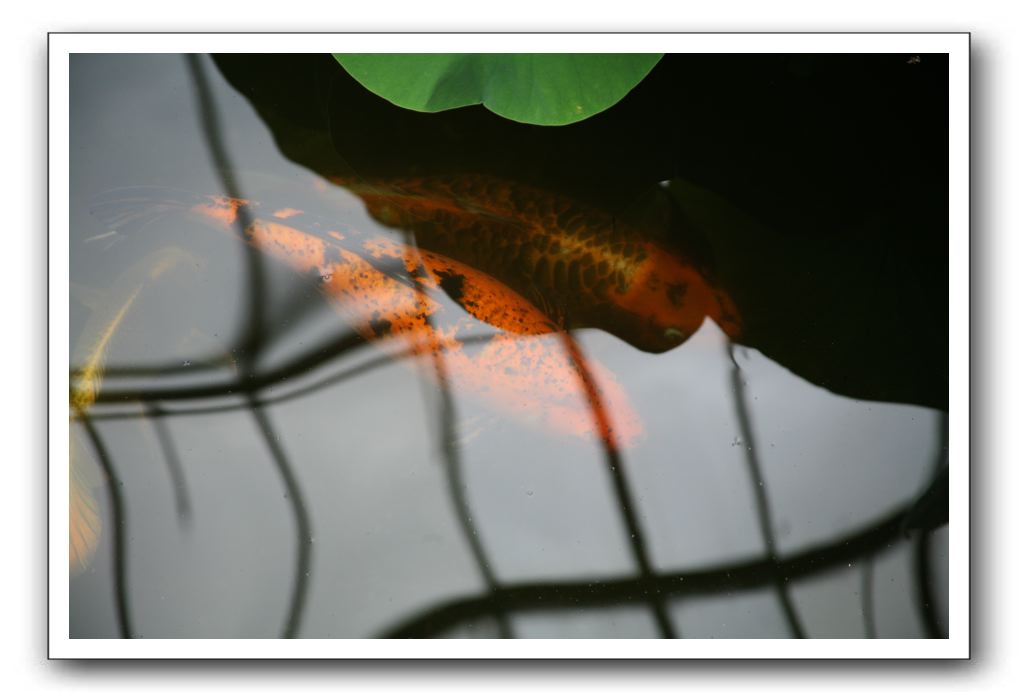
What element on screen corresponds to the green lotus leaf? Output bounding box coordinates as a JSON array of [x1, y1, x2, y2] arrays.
[[332, 53, 662, 126]]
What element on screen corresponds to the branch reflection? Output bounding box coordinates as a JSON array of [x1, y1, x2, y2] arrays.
[[68, 53, 947, 641], [728, 343, 806, 638]]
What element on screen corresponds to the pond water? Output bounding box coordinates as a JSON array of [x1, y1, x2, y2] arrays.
[[68, 53, 948, 639]]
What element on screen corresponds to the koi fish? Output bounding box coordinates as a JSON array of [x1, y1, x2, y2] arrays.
[[91, 190, 644, 448], [69, 285, 139, 574], [328, 174, 742, 353], [69, 247, 195, 573]]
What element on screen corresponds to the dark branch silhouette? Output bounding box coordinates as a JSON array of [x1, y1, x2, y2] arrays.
[[404, 238, 513, 638], [559, 331, 676, 639], [379, 505, 910, 638], [913, 529, 945, 639], [728, 344, 806, 638], [67, 54, 949, 643], [912, 412, 949, 639], [145, 403, 193, 527], [247, 398, 314, 638], [187, 53, 312, 639], [84, 334, 498, 421], [76, 414, 134, 639], [185, 54, 267, 361], [860, 558, 877, 638]]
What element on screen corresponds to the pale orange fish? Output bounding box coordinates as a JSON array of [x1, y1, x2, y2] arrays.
[[93, 190, 644, 448]]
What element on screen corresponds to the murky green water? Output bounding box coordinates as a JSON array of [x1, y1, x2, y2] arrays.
[[68, 54, 948, 639]]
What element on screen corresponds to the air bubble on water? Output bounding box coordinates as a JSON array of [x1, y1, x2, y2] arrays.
[[182, 360, 191, 367], [731, 436, 743, 447], [526, 490, 534, 497]]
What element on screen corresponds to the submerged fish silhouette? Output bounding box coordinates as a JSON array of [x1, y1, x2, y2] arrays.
[[329, 174, 742, 353], [91, 189, 644, 448], [69, 247, 195, 573]]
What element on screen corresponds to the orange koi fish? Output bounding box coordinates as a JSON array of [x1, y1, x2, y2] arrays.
[[328, 174, 742, 353], [92, 190, 644, 448]]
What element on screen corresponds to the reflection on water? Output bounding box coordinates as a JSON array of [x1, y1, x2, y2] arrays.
[[68, 54, 948, 639]]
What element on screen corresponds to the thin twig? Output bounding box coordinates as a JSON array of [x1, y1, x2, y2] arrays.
[[145, 403, 193, 527], [247, 398, 314, 638]]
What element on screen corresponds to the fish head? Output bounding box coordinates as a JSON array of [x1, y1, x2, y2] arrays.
[[615, 244, 743, 351]]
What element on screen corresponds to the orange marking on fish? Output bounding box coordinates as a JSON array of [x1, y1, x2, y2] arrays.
[[190, 195, 249, 226], [272, 207, 303, 219]]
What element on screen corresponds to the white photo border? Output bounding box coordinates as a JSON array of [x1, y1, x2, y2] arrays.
[[48, 32, 969, 659]]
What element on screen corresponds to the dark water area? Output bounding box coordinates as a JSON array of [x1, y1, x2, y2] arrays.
[[68, 53, 948, 639]]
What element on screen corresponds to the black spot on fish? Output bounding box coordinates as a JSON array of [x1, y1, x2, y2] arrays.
[[433, 268, 466, 303], [407, 263, 429, 282], [369, 316, 392, 338]]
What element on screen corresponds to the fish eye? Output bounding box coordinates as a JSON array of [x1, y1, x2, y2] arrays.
[[664, 327, 686, 341]]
